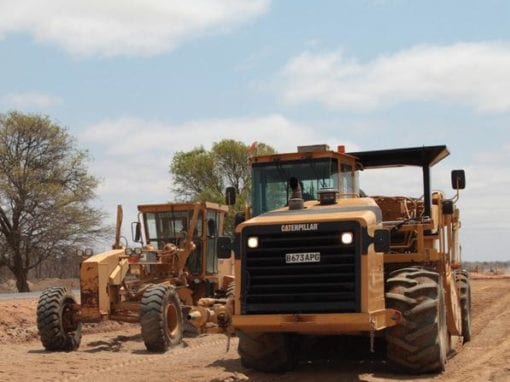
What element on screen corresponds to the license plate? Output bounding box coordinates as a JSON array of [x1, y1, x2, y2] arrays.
[[285, 252, 321, 264]]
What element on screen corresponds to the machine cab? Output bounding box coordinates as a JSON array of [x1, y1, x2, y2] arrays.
[[135, 202, 228, 276], [250, 144, 360, 216]]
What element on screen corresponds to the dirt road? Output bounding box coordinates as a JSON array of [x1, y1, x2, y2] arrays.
[[0, 277, 508, 382]]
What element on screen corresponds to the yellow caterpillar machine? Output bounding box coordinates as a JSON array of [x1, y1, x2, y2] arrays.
[[217, 144, 468, 373], [37, 201, 234, 352]]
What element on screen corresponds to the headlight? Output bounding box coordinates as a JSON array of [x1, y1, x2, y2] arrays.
[[247, 236, 259, 249], [84, 248, 94, 257], [341, 232, 353, 245]]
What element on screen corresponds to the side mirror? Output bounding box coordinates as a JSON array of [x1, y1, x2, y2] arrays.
[[451, 170, 466, 190], [225, 187, 236, 206], [216, 236, 232, 259], [131, 222, 142, 243], [234, 212, 246, 227], [374, 229, 391, 253]]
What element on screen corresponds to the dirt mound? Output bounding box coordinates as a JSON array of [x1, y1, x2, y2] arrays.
[[0, 278, 79, 293], [0, 297, 138, 345], [0, 299, 39, 344]]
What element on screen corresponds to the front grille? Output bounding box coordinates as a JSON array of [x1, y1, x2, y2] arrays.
[[241, 222, 361, 314]]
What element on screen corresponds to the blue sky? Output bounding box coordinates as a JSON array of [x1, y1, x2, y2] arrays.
[[0, 0, 509, 261]]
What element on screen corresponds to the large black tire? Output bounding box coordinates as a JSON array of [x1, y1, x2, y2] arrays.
[[140, 285, 183, 352], [455, 270, 472, 342], [37, 287, 81, 351], [238, 331, 298, 372], [385, 267, 448, 373]]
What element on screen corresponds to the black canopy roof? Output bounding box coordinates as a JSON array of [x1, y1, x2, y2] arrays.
[[348, 145, 449, 169]]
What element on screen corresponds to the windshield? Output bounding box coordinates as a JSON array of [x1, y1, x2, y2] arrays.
[[251, 158, 340, 216], [144, 210, 197, 249]]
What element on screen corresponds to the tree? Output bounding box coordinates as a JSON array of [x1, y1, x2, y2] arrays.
[[170, 139, 275, 202], [0, 111, 107, 292], [170, 147, 224, 202], [169, 139, 275, 231]]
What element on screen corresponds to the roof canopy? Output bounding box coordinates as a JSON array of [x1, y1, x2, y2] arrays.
[[348, 145, 449, 169], [137, 202, 228, 213]]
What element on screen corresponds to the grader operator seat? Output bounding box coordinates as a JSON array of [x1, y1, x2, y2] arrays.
[[166, 217, 188, 241]]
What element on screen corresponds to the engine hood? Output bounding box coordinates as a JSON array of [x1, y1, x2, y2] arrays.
[[237, 197, 382, 233]]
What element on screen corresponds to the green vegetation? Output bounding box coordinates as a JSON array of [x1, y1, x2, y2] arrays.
[[0, 111, 108, 291], [170, 139, 275, 232]]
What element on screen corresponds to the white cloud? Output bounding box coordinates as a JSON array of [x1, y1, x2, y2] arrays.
[[281, 42, 510, 113], [81, 116, 509, 260], [80, 114, 322, 156], [461, 145, 510, 230], [358, 144, 510, 261], [1, 92, 62, 109], [454, 145, 510, 261], [80, 114, 346, 236], [0, 0, 270, 57]]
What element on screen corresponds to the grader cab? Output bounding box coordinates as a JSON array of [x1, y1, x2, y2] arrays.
[[37, 202, 234, 352], [223, 145, 468, 373]]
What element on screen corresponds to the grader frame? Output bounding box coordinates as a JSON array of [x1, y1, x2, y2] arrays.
[[37, 201, 234, 352]]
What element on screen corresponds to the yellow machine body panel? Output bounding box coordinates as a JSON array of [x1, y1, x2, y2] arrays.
[[80, 249, 124, 321], [230, 145, 464, 341], [232, 310, 399, 334], [78, 201, 231, 324], [232, 196, 392, 334]]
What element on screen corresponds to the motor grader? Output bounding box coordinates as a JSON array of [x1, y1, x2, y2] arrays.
[[216, 144, 468, 374], [37, 201, 235, 352]]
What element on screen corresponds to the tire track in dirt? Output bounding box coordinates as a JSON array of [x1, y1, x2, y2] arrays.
[[66, 279, 510, 382], [65, 336, 236, 382], [1, 278, 509, 382], [438, 278, 510, 382], [49, 278, 510, 382]]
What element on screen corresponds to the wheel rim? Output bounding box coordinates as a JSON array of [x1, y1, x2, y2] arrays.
[[166, 303, 179, 338], [61, 297, 79, 333]]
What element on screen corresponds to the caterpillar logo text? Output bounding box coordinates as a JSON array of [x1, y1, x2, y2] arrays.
[[281, 223, 319, 232]]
